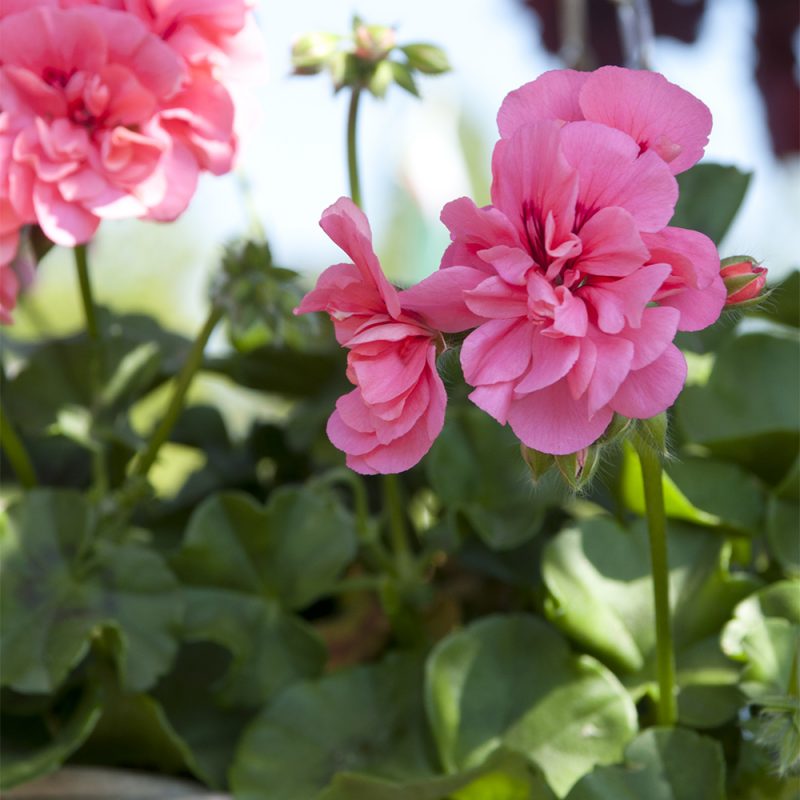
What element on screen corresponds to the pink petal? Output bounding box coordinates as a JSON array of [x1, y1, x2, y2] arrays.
[[464, 276, 528, 320], [468, 382, 515, 425], [620, 306, 681, 370], [32, 181, 98, 246], [440, 197, 520, 271], [497, 69, 589, 138], [327, 405, 378, 456], [399, 266, 487, 332], [461, 318, 532, 386], [351, 338, 429, 405], [320, 197, 401, 319], [586, 332, 634, 416], [579, 263, 671, 334], [507, 379, 614, 455], [576, 206, 649, 277], [560, 121, 678, 233], [478, 245, 535, 286], [490, 120, 579, 243], [644, 226, 720, 290], [514, 331, 580, 393], [579, 66, 712, 175], [658, 278, 726, 333], [610, 344, 687, 418]]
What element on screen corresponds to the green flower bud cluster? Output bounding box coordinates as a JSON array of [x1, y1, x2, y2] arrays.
[[291, 15, 450, 99], [213, 240, 321, 352]]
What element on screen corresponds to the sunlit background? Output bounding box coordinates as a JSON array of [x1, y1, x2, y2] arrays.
[[14, 0, 799, 336]]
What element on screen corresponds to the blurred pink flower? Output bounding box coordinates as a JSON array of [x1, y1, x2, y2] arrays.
[[497, 66, 713, 175], [0, 264, 19, 325], [295, 198, 447, 475]]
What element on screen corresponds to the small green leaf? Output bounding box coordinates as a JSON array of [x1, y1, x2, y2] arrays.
[[424, 614, 638, 797], [565, 727, 725, 800], [389, 61, 419, 97], [542, 517, 761, 727], [766, 457, 800, 575], [231, 655, 435, 800], [401, 44, 451, 74], [0, 490, 182, 694], [672, 163, 751, 244]]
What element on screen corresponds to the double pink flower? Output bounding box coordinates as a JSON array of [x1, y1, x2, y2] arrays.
[[301, 67, 728, 469], [296, 198, 447, 475]]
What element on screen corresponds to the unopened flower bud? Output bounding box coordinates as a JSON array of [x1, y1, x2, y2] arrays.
[[720, 256, 768, 308], [353, 22, 395, 62], [367, 59, 394, 98], [401, 43, 451, 74], [520, 444, 555, 483], [554, 446, 602, 491], [291, 32, 340, 74], [601, 413, 634, 445]]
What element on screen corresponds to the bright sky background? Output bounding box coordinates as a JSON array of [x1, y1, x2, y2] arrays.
[[22, 0, 800, 335]]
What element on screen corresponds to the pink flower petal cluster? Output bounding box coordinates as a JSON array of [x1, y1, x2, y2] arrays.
[[295, 198, 446, 475], [299, 68, 728, 472], [0, 0, 263, 323]]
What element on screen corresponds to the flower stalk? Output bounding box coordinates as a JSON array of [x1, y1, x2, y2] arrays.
[[634, 431, 678, 725], [74, 244, 99, 342], [130, 303, 223, 481], [347, 86, 363, 209]]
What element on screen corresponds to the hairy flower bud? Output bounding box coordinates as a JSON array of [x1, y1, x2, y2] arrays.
[[520, 444, 555, 483], [720, 256, 768, 308], [554, 446, 602, 491], [353, 22, 396, 61], [400, 43, 451, 74]]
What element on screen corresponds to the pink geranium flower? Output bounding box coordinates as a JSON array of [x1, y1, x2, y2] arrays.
[[295, 198, 447, 474], [405, 113, 724, 455], [497, 66, 713, 175]]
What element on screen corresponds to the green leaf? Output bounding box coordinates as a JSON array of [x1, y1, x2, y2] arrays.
[[401, 43, 451, 74], [541, 517, 761, 727], [170, 488, 357, 706], [749, 270, 799, 329], [564, 727, 725, 800], [672, 163, 751, 244], [0, 490, 182, 694], [425, 614, 638, 797], [677, 332, 800, 484], [319, 749, 555, 800], [389, 61, 419, 97], [766, 457, 800, 575], [722, 581, 800, 699], [0, 683, 103, 790], [426, 406, 561, 550], [231, 655, 436, 800], [620, 445, 720, 527]]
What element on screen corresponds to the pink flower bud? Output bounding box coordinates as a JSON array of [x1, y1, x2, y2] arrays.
[[720, 257, 768, 307]]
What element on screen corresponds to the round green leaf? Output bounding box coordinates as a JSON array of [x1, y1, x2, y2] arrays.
[[230, 655, 435, 800], [542, 517, 761, 727], [0, 490, 182, 694], [424, 614, 637, 797], [565, 727, 725, 800]]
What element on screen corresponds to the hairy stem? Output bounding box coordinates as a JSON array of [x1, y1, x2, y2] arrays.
[[635, 438, 678, 725], [383, 473, 414, 580], [130, 304, 223, 481]]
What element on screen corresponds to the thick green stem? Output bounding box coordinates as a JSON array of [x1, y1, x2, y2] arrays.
[[131, 304, 223, 481], [74, 244, 99, 341], [0, 402, 37, 488], [383, 474, 414, 581], [346, 87, 363, 209], [636, 440, 678, 725]]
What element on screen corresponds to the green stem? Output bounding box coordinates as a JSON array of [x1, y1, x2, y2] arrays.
[[0, 401, 37, 488], [383, 474, 414, 581], [130, 304, 223, 481], [635, 439, 678, 725], [74, 244, 99, 341], [346, 87, 363, 208]]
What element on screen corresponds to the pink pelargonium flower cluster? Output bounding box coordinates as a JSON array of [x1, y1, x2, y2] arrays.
[[300, 67, 727, 472], [0, 0, 263, 323]]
